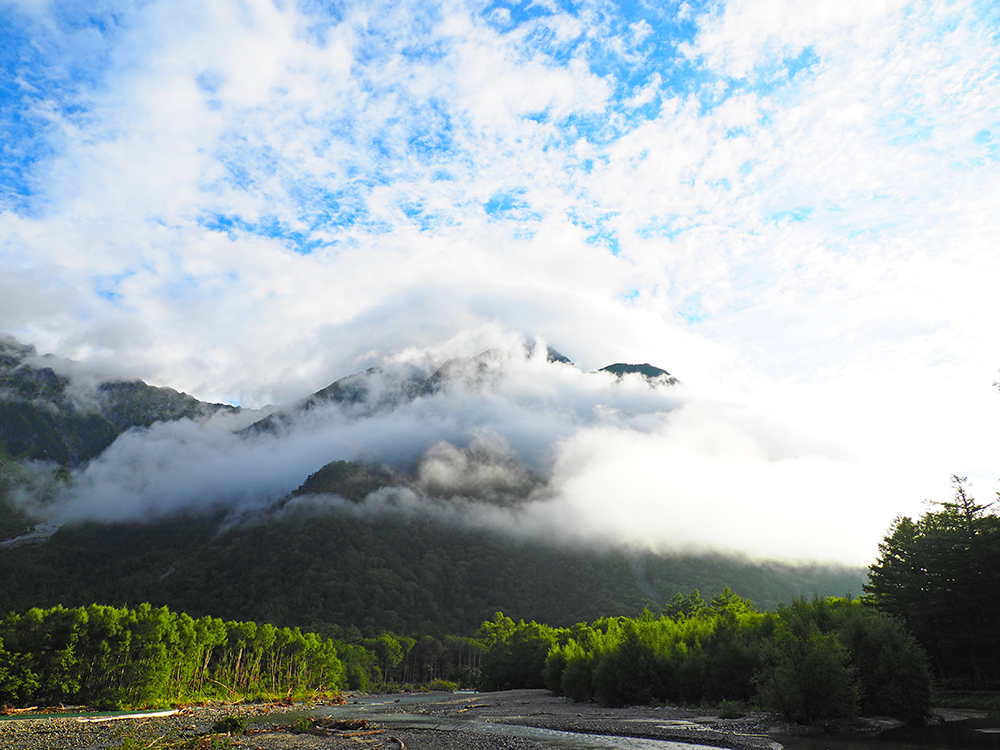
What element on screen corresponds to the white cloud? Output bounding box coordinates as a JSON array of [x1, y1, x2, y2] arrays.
[[32, 339, 914, 564], [2, 0, 999, 564]]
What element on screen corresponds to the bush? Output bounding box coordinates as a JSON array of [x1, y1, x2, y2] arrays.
[[718, 699, 745, 719], [836, 607, 931, 721], [212, 715, 247, 734], [477, 615, 560, 691], [755, 624, 859, 724], [543, 646, 568, 695], [289, 716, 312, 734]]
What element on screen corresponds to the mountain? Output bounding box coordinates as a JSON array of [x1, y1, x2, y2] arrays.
[[600, 362, 678, 384], [0, 459, 866, 633], [1, 335, 674, 466], [0, 336, 242, 466], [0, 336, 866, 637], [244, 344, 577, 436]]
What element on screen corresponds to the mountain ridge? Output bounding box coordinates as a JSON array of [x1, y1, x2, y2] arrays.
[[0, 337, 242, 466]]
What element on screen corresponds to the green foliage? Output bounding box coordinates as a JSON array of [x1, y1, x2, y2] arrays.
[[0, 603, 345, 708], [751, 598, 929, 723], [477, 613, 562, 691], [866, 476, 1000, 688], [489, 592, 932, 723], [754, 620, 858, 723], [932, 691, 1000, 711], [592, 619, 670, 707], [289, 716, 312, 734], [426, 677, 457, 691], [115, 731, 231, 749], [834, 604, 931, 720], [212, 716, 247, 734], [718, 699, 745, 719]]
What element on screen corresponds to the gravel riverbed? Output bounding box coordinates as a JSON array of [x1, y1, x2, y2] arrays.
[[0, 689, 852, 750]]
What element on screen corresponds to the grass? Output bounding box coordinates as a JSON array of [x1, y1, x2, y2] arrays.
[[718, 699, 746, 719], [933, 691, 1000, 711]]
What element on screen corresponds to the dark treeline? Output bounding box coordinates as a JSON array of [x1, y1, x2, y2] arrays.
[[2, 595, 930, 724], [866, 476, 1000, 689], [476, 593, 932, 723], [0, 504, 865, 635]]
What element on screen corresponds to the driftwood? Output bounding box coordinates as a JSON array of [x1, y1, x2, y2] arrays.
[[76, 709, 180, 723]]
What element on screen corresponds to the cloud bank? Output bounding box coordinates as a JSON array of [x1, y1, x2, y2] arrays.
[[22, 337, 920, 564]]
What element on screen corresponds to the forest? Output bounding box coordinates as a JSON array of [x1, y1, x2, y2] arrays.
[[477, 593, 931, 723], [0, 499, 864, 635], [0, 593, 932, 724], [0, 603, 344, 708]]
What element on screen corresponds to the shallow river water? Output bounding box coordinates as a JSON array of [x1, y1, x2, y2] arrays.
[[301, 693, 718, 750], [775, 713, 1000, 750], [303, 694, 1000, 750]]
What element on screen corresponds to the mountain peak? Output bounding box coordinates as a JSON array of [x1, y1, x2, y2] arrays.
[[600, 362, 677, 384]]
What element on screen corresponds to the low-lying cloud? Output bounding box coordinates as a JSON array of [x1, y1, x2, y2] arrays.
[[19, 335, 893, 564]]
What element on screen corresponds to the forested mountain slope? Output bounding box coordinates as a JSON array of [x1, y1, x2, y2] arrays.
[[0, 336, 864, 638], [0, 460, 865, 634], [0, 337, 242, 466]]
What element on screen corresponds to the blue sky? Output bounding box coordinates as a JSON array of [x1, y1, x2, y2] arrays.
[[2, 0, 1000, 560]]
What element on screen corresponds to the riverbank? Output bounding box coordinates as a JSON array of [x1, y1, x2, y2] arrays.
[[0, 689, 909, 750]]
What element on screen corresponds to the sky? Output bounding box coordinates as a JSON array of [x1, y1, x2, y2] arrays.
[[2, 0, 1000, 564]]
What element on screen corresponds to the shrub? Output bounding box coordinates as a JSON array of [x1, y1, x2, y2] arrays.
[[755, 624, 859, 724], [836, 607, 931, 721], [592, 625, 667, 707], [211, 715, 247, 734], [543, 646, 568, 695], [426, 678, 457, 692], [718, 699, 745, 719], [289, 716, 312, 734]]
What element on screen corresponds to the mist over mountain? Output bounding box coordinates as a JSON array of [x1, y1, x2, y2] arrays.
[[0, 456, 865, 634], [1, 332, 872, 565], [0, 336, 253, 467], [0, 332, 871, 630], [244, 343, 602, 438]]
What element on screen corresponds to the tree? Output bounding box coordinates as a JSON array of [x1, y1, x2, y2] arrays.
[[754, 620, 858, 723], [866, 476, 1000, 687]]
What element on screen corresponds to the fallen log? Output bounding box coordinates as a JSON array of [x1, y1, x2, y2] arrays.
[[76, 709, 180, 723], [1, 706, 39, 715]]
